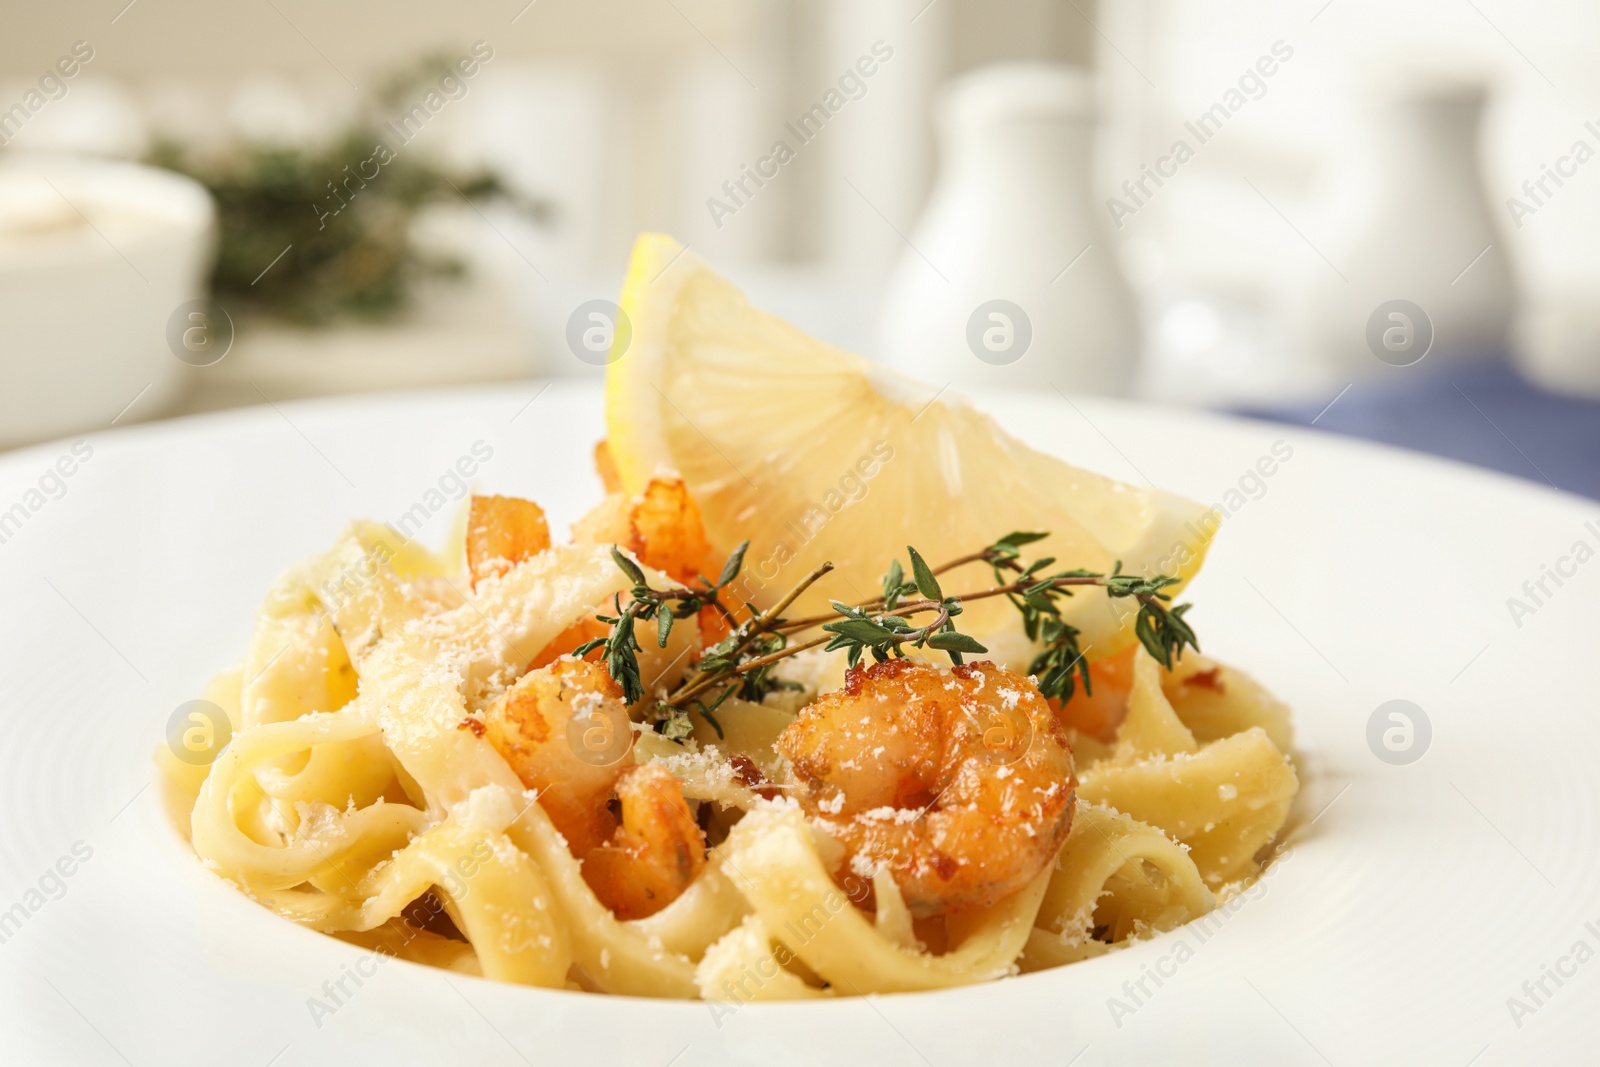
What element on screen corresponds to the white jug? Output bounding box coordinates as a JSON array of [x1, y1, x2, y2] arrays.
[[1305, 83, 1514, 375], [877, 63, 1140, 394]]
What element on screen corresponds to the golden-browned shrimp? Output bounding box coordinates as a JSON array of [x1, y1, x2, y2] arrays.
[[484, 659, 625, 854], [517, 475, 715, 673], [582, 762, 707, 920], [466, 494, 551, 588], [1049, 643, 1137, 742], [571, 475, 730, 643], [483, 659, 707, 918], [776, 658, 1076, 918], [523, 604, 701, 692], [593, 439, 623, 494], [526, 615, 611, 673], [571, 476, 721, 587]]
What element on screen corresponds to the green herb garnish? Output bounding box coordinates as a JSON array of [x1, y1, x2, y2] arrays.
[[583, 532, 1199, 739]]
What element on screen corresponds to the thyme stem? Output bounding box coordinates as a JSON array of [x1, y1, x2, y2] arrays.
[[774, 573, 1148, 635], [584, 532, 1199, 739], [664, 562, 834, 709]]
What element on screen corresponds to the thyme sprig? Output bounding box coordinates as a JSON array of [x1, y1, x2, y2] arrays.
[[580, 531, 1199, 741], [978, 531, 1200, 702], [818, 546, 988, 669], [571, 543, 746, 706]]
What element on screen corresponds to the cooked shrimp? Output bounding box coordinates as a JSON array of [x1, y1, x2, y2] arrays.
[[466, 495, 551, 588], [527, 612, 702, 695], [571, 476, 721, 587], [582, 762, 707, 920], [483, 659, 707, 918], [484, 659, 626, 854], [526, 615, 611, 673], [593, 439, 623, 494], [1049, 644, 1137, 742], [776, 658, 1076, 918], [571, 475, 731, 642]]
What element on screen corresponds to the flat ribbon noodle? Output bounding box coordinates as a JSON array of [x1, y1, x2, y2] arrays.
[[1023, 802, 1213, 970], [720, 804, 1048, 994], [190, 711, 426, 892], [354, 542, 709, 995]]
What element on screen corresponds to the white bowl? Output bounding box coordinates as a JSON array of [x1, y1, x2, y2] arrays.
[[0, 383, 1595, 1063], [0, 154, 215, 448]]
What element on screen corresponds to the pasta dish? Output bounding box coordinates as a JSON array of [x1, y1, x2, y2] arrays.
[[160, 235, 1299, 1002]]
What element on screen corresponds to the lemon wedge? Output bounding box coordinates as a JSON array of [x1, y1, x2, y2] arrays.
[[605, 233, 1217, 662]]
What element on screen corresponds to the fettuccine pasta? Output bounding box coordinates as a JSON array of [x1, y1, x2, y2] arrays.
[[161, 459, 1299, 1003]]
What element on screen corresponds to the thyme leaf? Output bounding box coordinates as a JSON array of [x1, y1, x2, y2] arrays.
[[580, 530, 1199, 741]]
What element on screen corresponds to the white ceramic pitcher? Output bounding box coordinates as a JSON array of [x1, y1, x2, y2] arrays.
[[877, 63, 1140, 394], [1305, 82, 1514, 375]]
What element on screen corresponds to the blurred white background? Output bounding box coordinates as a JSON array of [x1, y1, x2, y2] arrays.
[[4, 0, 1600, 480], [0, 0, 1092, 422]]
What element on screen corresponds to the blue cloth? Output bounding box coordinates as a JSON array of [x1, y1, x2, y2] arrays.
[[1236, 358, 1600, 500]]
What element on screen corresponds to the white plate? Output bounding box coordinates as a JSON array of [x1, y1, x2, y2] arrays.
[[0, 382, 1595, 1066]]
